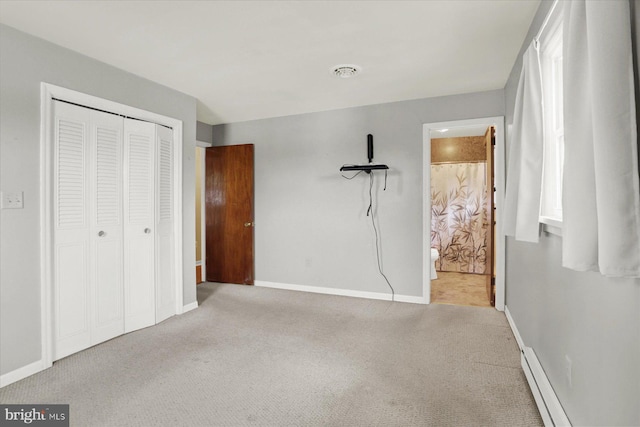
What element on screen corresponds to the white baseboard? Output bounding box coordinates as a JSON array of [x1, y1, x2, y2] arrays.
[[255, 280, 425, 304], [505, 306, 571, 427], [505, 306, 524, 350], [0, 359, 45, 388], [182, 301, 198, 314]]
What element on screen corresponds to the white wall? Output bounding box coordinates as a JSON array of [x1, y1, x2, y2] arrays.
[[504, 1, 640, 425], [0, 24, 197, 376], [209, 91, 504, 298]]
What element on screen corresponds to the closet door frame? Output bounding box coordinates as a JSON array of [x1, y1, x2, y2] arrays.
[[40, 83, 184, 369]]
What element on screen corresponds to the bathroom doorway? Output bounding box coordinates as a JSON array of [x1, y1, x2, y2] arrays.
[[422, 118, 506, 310]]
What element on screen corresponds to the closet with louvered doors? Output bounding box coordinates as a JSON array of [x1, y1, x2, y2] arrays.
[[52, 100, 174, 361]]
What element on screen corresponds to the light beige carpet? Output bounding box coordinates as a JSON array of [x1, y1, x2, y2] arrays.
[[0, 283, 542, 426]]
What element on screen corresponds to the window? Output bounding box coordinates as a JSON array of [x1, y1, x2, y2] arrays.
[[539, 15, 564, 229]]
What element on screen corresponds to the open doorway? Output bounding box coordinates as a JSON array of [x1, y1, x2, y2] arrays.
[[430, 126, 494, 307], [196, 142, 212, 284], [422, 117, 506, 311]]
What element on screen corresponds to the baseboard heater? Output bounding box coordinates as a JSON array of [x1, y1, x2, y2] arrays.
[[520, 347, 571, 426]]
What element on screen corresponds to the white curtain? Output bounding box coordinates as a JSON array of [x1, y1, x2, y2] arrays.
[[562, 0, 640, 277], [503, 43, 544, 243]]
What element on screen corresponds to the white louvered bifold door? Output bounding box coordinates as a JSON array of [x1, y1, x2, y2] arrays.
[[53, 101, 175, 360], [155, 125, 175, 323], [53, 101, 92, 360], [123, 119, 156, 333], [53, 102, 125, 360], [90, 110, 125, 345]]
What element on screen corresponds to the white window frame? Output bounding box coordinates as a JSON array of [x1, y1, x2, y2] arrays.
[[538, 13, 564, 236]]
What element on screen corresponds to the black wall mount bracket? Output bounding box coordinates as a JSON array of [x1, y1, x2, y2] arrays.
[[339, 134, 389, 174]]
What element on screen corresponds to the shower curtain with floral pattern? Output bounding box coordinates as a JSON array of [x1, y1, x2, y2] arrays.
[[431, 162, 489, 274]]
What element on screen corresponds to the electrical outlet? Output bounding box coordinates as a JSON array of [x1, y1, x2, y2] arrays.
[[1, 191, 24, 209], [565, 355, 572, 388]]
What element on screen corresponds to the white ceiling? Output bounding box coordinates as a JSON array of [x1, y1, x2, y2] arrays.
[[0, 1, 540, 125]]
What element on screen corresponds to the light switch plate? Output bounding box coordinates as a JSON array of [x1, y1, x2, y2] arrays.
[[1, 191, 24, 209]]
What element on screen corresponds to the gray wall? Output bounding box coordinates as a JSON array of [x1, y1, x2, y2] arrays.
[[504, 1, 640, 425], [196, 121, 213, 145], [210, 91, 504, 297], [0, 24, 197, 376]]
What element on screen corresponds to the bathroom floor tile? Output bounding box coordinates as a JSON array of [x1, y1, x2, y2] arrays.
[[431, 271, 492, 307]]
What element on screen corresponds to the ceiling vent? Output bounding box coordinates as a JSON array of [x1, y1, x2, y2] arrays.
[[331, 64, 362, 78]]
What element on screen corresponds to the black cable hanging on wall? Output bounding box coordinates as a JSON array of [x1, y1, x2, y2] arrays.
[[340, 134, 395, 301]]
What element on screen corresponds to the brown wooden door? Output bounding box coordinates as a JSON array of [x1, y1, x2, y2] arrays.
[[485, 127, 495, 306], [205, 144, 254, 285]]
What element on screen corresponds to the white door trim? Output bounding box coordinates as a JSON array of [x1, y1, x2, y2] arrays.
[[40, 83, 184, 369], [422, 117, 506, 310]]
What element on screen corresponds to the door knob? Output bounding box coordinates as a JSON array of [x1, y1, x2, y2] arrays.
[[98, 231, 106, 237], [144, 228, 151, 234], [244, 222, 254, 227]]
